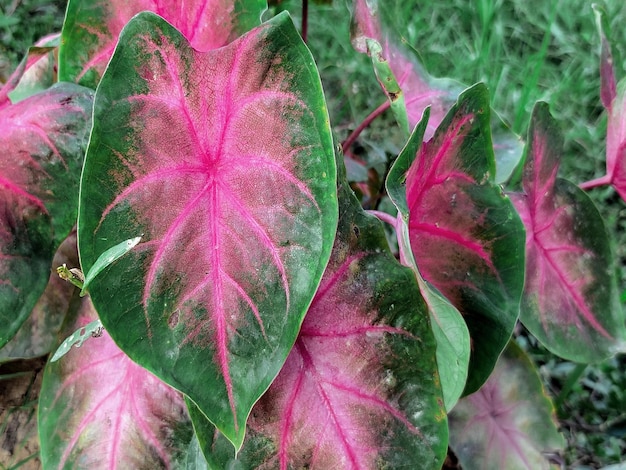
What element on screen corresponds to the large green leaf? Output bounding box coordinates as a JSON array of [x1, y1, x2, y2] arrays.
[[77, 12, 337, 449]]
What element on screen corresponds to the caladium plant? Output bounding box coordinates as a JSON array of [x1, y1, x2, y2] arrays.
[[1, 0, 625, 468]]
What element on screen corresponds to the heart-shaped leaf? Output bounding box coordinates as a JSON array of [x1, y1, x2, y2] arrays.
[[393, 84, 525, 394], [39, 297, 196, 469], [78, 12, 337, 449], [449, 340, 565, 469], [59, 0, 267, 88], [0, 84, 93, 348], [193, 177, 447, 469], [508, 102, 626, 361]]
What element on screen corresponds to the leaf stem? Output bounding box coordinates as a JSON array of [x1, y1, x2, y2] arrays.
[[341, 100, 391, 153], [579, 174, 611, 190], [57, 263, 84, 289], [366, 210, 398, 228], [301, 0, 308, 43]]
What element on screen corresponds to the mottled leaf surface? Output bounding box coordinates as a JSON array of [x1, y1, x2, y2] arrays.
[[0, 84, 93, 348], [39, 297, 195, 469], [196, 179, 447, 469], [403, 84, 525, 394], [449, 341, 565, 470], [508, 103, 626, 361], [0, 233, 78, 362], [60, 0, 267, 88], [78, 12, 337, 449]]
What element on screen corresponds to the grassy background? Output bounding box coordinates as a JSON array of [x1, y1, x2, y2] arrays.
[[2, 0, 625, 468]]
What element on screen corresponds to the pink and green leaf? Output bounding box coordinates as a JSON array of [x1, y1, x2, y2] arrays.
[[508, 102, 626, 361], [386, 109, 470, 411], [593, 4, 616, 110], [194, 178, 448, 469], [39, 297, 196, 469], [403, 84, 525, 394], [0, 84, 93, 348], [77, 12, 337, 449], [59, 0, 267, 89], [581, 5, 626, 198], [449, 340, 565, 470]]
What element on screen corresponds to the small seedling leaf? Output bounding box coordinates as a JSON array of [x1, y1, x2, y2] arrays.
[[80, 236, 141, 295], [50, 319, 103, 362]]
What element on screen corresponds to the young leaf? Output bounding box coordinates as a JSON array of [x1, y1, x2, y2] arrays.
[[59, 0, 267, 88], [195, 178, 448, 469], [593, 4, 616, 110], [508, 102, 626, 361], [49, 319, 103, 362], [449, 340, 565, 470], [361, 37, 410, 136], [78, 12, 337, 449], [402, 83, 525, 394], [350, 0, 457, 140], [80, 236, 141, 295], [39, 297, 196, 468], [0, 84, 93, 348]]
